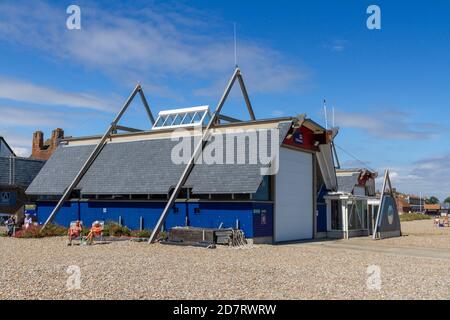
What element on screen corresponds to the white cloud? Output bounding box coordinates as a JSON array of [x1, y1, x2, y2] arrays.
[[0, 133, 31, 155], [324, 39, 348, 52], [12, 147, 30, 157], [334, 110, 443, 140], [271, 110, 286, 117], [0, 106, 66, 128], [377, 154, 450, 200], [0, 1, 309, 97], [0, 77, 113, 112]]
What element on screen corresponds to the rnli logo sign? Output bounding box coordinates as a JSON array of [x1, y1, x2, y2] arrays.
[[0, 192, 11, 206], [0, 192, 16, 206], [293, 131, 304, 145]]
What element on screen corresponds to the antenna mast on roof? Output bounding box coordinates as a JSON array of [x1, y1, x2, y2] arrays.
[[332, 106, 335, 128], [234, 22, 238, 67], [323, 99, 328, 130]]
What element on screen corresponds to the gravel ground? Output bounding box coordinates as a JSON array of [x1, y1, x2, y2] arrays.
[[1, 219, 450, 300], [354, 218, 450, 249]]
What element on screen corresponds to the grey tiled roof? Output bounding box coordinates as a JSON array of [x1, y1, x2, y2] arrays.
[[0, 156, 45, 187], [26, 121, 292, 195], [336, 172, 360, 194]]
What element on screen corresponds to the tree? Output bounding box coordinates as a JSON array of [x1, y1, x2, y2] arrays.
[[426, 196, 440, 205], [445, 197, 450, 204]]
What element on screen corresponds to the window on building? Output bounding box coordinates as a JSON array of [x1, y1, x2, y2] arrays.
[[252, 176, 272, 201], [347, 199, 368, 230]]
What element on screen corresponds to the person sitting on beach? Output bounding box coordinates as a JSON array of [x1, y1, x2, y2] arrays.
[[68, 221, 83, 246], [86, 221, 103, 244]]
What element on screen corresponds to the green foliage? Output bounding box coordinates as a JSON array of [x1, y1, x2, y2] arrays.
[[425, 196, 440, 205], [131, 229, 151, 238], [14, 224, 67, 238], [158, 231, 168, 240], [80, 228, 90, 236], [400, 213, 434, 222], [104, 221, 131, 237], [444, 197, 450, 204]]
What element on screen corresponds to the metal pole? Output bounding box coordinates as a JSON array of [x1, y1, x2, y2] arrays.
[[41, 84, 142, 230], [332, 142, 341, 169], [148, 67, 241, 243], [237, 73, 256, 120], [138, 88, 155, 126]]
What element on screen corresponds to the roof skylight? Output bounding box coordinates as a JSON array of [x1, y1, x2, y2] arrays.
[[152, 106, 211, 130]]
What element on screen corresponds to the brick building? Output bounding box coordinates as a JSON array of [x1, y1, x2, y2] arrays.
[[32, 128, 64, 160]]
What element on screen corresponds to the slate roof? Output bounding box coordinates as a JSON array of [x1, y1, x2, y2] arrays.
[[26, 121, 292, 195], [336, 172, 360, 194], [0, 156, 45, 187]]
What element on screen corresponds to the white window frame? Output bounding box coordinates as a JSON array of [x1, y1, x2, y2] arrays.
[[152, 105, 211, 130]]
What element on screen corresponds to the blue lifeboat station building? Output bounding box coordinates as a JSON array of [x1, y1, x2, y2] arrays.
[[26, 76, 338, 243]]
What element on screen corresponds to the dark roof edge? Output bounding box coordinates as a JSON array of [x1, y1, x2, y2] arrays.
[[0, 155, 45, 163], [62, 116, 297, 143]]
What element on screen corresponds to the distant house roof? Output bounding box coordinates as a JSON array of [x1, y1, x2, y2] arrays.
[[27, 121, 292, 196], [396, 197, 410, 208], [0, 136, 16, 157], [335, 168, 378, 196], [336, 171, 360, 194], [407, 195, 420, 200], [0, 156, 45, 187], [424, 204, 440, 211]]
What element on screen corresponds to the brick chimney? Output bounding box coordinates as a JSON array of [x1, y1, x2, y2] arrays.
[[32, 131, 44, 151], [31, 128, 64, 160], [50, 128, 64, 149]]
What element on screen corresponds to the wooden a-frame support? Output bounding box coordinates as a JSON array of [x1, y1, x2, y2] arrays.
[[148, 67, 255, 243], [41, 84, 155, 230]]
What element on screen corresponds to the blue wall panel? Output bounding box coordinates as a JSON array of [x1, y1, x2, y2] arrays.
[[187, 202, 254, 238], [37, 201, 79, 227], [164, 203, 187, 230], [36, 200, 272, 238], [252, 203, 273, 237], [316, 185, 328, 232], [79, 202, 186, 230], [317, 203, 327, 232]]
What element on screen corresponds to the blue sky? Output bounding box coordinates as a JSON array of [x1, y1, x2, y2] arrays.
[[0, 0, 449, 199]]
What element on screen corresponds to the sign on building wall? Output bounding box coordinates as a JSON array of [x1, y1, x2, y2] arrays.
[[0, 192, 16, 206], [25, 204, 37, 216], [283, 126, 317, 151]]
